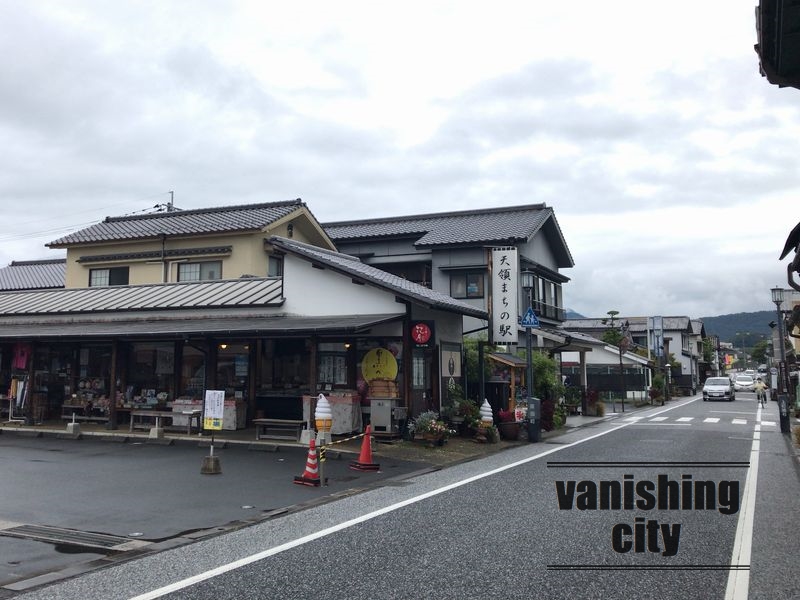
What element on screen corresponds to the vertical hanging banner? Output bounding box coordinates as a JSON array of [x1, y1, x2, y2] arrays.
[[203, 390, 225, 430], [490, 247, 519, 345]]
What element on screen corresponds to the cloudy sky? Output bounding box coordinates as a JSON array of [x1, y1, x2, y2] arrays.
[[0, 1, 796, 319]]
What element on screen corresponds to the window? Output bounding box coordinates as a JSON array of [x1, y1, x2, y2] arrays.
[[268, 255, 283, 277], [450, 272, 484, 299], [89, 266, 129, 287], [178, 261, 221, 282]]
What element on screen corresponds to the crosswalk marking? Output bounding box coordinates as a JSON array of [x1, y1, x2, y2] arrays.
[[624, 415, 771, 426]]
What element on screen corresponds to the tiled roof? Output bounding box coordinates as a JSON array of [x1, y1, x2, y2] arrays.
[[563, 316, 697, 334], [0, 277, 283, 315], [0, 259, 66, 290], [270, 236, 488, 319], [47, 200, 305, 247], [324, 204, 552, 246]]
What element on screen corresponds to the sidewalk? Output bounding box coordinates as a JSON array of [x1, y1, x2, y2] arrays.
[[0, 399, 662, 469]]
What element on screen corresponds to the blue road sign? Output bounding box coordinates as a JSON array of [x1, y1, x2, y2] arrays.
[[521, 307, 540, 328]]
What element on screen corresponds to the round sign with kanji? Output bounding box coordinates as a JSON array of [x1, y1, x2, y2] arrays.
[[411, 322, 432, 345], [361, 348, 398, 382]]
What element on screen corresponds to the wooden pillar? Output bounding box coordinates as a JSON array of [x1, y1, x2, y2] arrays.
[[25, 342, 36, 425], [247, 339, 257, 425], [308, 336, 318, 395], [107, 340, 119, 430], [403, 317, 413, 414]]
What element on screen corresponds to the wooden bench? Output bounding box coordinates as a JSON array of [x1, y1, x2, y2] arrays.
[[128, 409, 202, 436], [253, 418, 306, 441], [61, 404, 107, 422]]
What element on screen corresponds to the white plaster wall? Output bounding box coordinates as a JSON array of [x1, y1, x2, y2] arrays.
[[281, 254, 405, 316]]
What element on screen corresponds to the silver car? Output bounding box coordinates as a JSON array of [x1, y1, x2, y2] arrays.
[[733, 375, 755, 392], [703, 377, 735, 402]]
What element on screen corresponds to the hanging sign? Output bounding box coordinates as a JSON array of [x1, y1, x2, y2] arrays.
[[410, 321, 435, 348], [490, 247, 519, 345], [203, 390, 225, 430]]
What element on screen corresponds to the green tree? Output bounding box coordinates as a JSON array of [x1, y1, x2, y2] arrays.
[[463, 334, 499, 402], [751, 340, 769, 365], [530, 351, 565, 400], [702, 338, 715, 364]]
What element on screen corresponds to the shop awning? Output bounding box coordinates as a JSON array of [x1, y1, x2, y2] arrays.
[[0, 313, 405, 340]]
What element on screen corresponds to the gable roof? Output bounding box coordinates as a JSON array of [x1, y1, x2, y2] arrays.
[[47, 199, 312, 247], [0, 259, 66, 290], [270, 236, 488, 319], [323, 203, 574, 267]]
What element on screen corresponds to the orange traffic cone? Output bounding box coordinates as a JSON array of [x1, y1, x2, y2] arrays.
[[349, 424, 380, 472], [294, 439, 322, 486]]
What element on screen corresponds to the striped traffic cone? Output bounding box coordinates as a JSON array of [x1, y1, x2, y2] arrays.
[[293, 439, 322, 486], [349, 425, 380, 472]]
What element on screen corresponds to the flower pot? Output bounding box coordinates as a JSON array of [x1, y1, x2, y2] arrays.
[[497, 421, 520, 441]]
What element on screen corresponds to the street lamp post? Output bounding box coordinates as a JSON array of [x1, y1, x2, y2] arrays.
[[521, 270, 539, 443], [771, 287, 791, 433], [604, 311, 628, 413]]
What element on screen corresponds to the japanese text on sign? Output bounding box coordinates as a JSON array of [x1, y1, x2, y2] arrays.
[[490, 247, 518, 345], [203, 390, 225, 430]]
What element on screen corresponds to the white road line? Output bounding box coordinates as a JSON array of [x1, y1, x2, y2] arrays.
[[649, 416, 668, 422], [624, 416, 645, 421], [130, 401, 697, 599], [725, 408, 761, 599], [676, 417, 694, 422], [703, 417, 720, 423], [760, 421, 776, 427], [732, 419, 748, 425]]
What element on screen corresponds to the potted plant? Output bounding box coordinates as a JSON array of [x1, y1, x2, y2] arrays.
[[496, 408, 521, 441], [408, 410, 454, 446], [455, 398, 481, 436]]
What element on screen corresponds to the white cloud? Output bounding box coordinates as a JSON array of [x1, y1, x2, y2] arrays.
[[0, 0, 796, 320]]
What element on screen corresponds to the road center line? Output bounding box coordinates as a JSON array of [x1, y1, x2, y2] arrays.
[[129, 400, 694, 600]]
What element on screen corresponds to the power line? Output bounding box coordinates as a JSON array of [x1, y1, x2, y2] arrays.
[[0, 192, 179, 244]]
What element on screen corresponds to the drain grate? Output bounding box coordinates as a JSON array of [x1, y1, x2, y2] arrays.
[[0, 524, 146, 551]]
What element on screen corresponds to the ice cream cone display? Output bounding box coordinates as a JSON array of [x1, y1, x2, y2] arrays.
[[314, 393, 333, 432], [480, 399, 493, 425]]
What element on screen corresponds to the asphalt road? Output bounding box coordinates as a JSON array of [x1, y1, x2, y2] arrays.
[[6, 394, 800, 599], [0, 433, 425, 594]]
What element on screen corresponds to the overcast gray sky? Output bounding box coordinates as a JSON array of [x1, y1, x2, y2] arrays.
[[0, 1, 796, 319]]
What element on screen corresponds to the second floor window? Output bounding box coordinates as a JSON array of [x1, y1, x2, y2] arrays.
[[89, 266, 129, 287], [178, 261, 222, 282], [268, 255, 283, 277], [450, 272, 484, 299]]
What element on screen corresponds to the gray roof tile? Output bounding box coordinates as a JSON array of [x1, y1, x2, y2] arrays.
[[47, 200, 305, 246], [0, 259, 66, 290], [270, 236, 487, 319], [0, 277, 283, 315], [323, 203, 552, 246]]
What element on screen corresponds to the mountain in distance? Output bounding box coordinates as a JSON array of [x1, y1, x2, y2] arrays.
[[565, 309, 773, 346], [700, 311, 776, 345]]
